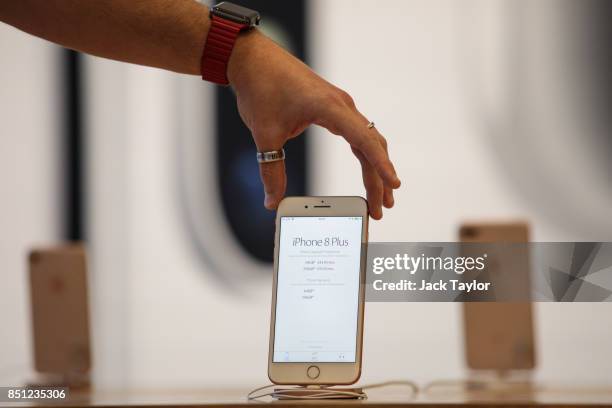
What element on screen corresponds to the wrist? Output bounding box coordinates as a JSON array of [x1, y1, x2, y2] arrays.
[[226, 28, 264, 87]]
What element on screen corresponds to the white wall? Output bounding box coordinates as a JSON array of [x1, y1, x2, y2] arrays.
[[0, 27, 61, 382], [86, 57, 274, 388]]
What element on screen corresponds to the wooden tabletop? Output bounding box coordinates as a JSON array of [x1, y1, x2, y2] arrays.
[[6, 382, 612, 408]]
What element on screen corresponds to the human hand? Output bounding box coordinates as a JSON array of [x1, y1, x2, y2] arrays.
[[228, 30, 401, 219]]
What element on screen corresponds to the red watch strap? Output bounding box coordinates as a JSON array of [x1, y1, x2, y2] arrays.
[[201, 15, 249, 85]]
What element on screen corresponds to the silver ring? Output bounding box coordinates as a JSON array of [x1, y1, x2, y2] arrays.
[[257, 148, 285, 163], [367, 121, 375, 129]]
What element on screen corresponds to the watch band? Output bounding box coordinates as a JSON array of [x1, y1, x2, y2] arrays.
[[201, 14, 249, 85]]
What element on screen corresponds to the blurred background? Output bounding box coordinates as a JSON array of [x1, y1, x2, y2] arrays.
[[1, 0, 611, 389]]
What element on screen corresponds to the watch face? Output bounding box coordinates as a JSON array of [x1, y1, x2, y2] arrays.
[[212, 2, 260, 26]]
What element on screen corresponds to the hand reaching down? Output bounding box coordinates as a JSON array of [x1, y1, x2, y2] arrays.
[[228, 30, 401, 219], [0, 0, 401, 219]]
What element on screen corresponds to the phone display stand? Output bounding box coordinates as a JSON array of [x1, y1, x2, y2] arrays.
[[248, 381, 419, 401], [274, 386, 365, 400], [248, 385, 367, 400]]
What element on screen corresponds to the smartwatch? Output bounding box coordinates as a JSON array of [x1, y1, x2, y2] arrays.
[[200, 2, 260, 85]]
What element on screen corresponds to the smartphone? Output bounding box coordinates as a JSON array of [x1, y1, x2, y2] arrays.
[[268, 197, 368, 385], [459, 222, 536, 371], [29, 245, 91, 376]]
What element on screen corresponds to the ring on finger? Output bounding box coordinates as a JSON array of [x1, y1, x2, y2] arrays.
[[256, 148, 285, 164]]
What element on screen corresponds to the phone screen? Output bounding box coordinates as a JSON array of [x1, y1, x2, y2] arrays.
[[273, 216, 363, 363]]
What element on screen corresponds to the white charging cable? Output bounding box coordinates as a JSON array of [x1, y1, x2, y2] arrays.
[[247, 380, 419, 401]]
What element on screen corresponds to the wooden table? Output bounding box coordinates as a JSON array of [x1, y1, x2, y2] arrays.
[[6, 383, 612, 407]]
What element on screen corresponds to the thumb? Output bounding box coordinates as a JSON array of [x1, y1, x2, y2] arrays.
[[259, 159, 287, 210]]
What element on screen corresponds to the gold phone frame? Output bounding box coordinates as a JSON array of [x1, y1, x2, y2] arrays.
[[268, 196, 368, 385], [459, 221, 536, 371]]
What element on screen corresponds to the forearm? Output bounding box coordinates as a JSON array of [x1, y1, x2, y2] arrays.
[[0, 0, 210, 75]]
